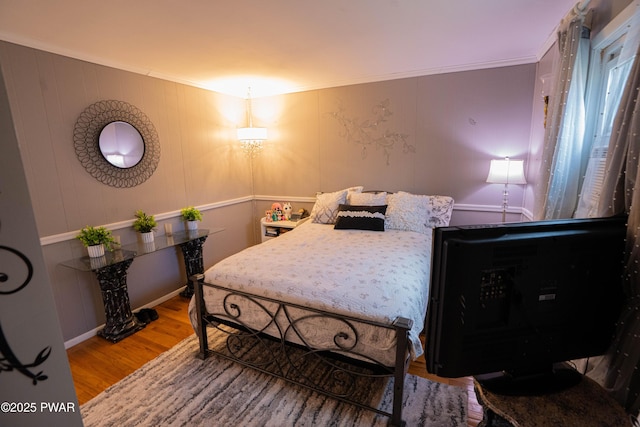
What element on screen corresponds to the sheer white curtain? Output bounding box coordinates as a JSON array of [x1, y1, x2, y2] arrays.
[[534, 10, 591, 220], [539, 2, 640, 418], [583, 40, 640, 417], [575, 35, 636, 217]]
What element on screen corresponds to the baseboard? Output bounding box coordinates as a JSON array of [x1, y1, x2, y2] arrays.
[[64, 286, 187, 349]]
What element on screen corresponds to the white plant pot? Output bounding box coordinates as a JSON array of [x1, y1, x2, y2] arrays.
[[87, 244, 105, 258], [143, 241, 156, 253], [89, 255, 107, 269], [187, 220, 199, 231], [141, 231, 154, 243]]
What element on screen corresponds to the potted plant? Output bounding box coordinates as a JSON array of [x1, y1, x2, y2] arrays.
[[76, 225, 115, 258], [133, 210, 157, 243], [180, 206, 202, 231]]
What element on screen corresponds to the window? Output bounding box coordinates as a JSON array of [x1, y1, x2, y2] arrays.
[[575, 12, 638, 218]]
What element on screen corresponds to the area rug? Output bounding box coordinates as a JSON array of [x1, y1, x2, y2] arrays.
[[81, 333, 467, 426]]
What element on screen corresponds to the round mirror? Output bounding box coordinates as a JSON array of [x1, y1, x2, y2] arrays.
[[99, 121, 145, 168], [74, 100, 160, 188]]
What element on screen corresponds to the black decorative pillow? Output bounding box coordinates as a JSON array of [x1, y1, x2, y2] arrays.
[[334, 204, 387, 231]]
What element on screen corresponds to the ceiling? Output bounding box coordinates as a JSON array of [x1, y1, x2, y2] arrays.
[[0, 0, 577, 98]]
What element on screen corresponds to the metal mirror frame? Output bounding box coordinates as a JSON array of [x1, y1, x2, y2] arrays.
[[73, 100, 160, 188]]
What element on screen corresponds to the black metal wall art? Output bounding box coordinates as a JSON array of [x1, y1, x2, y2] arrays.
[[0, 245, 50, 385]]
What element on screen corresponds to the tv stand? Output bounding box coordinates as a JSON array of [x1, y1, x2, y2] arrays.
[[473, 375, 630, 427], [475, 363, 582, 396]]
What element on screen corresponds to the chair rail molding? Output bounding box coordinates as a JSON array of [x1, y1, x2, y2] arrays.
[[40, 195, 253, 246], [40, 195, 531, 246]]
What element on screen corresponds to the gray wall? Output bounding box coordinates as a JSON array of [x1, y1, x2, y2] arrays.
[[252, 66, 536, 223], [0, 40, 256, 343], [0, 40, 536, 345]]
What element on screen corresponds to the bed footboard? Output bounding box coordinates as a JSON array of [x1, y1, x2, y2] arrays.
[[191, 274, 412, 427]]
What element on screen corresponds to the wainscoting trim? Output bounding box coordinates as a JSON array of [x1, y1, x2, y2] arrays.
[[40, 195, 253, 246], [42, 195, 530, 246]]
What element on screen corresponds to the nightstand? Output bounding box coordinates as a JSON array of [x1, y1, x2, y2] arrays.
[[260, 217, 309, 242]]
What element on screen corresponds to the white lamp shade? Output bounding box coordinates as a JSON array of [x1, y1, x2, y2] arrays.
[[486, 159, 527, 184], [237, 127, 268, 141]]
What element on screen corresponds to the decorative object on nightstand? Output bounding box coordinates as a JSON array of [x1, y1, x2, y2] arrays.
[[486, 157, 527, 222], [76, 225, 116, 258], [282, 202, 292, 220], [290, 208, 309, 222], [269, 203, 286, 221], [180, 206, 202, 231], [133, 210, 157, 243]]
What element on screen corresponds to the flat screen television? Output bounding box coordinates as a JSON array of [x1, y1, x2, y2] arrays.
[[425, 215, 627, 395]]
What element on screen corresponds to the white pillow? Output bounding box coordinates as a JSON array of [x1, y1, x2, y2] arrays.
[[310, 188, 358, 224], [310, 186, 364, 224], [345, 186, 365, 203], [385, 191, 454, 234], [349, 191, 387, 206]]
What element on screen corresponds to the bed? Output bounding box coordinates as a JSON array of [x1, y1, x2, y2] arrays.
[[189, 188, 454, 426]]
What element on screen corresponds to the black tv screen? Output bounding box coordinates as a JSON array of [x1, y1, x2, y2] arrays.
[[425, 216, 626, 395]]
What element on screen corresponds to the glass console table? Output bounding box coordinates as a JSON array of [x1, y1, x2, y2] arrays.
[[61, 228, 223, 343], [122, 229, 221, 299]]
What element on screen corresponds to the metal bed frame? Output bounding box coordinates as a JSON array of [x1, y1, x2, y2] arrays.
[[191, 273, 413, 426]]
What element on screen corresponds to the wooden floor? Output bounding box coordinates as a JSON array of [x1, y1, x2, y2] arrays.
[[66, 295, 482, 426]]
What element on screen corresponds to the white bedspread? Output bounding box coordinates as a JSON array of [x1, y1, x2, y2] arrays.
[[194, 221, 432, 364]]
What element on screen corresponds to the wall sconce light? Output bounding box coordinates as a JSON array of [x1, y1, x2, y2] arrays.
[[237, 88, 268, 157], [486, 157, 527, 222]]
